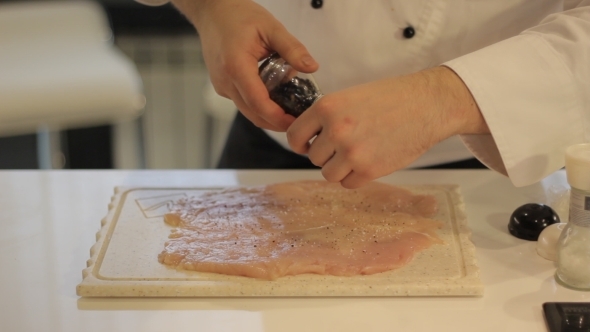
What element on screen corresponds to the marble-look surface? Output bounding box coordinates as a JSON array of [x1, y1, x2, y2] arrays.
[[1, 169, 586, 332]]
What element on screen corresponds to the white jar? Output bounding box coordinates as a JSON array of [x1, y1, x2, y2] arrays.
[[556, 143, 590, 290]]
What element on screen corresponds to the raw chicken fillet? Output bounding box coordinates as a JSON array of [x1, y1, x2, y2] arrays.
[[158, 180, 442, 280]]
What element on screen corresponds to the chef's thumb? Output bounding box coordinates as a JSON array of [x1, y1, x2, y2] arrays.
[[269, 29, 319, 73]]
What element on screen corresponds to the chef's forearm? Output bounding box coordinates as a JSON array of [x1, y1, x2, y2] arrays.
[[428, 66, 490, 136]]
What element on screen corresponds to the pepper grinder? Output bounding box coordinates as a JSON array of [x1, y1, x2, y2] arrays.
[[258, 53, 323, 117]]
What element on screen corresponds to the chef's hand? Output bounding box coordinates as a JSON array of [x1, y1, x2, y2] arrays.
[[287, 66, 490, 189], [171, 0, 319, 131]]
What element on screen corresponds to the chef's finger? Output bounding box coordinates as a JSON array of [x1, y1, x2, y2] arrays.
[[320, 152, 352, 183], [232, 57, 294, 131], [287, 112, 322, 154], [307, 132, 335, 167], [340, 171, 372, 189], [268, 27, 318, 74], [228, 88, 283, 131]]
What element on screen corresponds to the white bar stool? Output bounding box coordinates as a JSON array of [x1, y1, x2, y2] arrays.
[[0, 0, 145, 169]]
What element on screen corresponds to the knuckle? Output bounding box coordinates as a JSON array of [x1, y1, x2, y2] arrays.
[[342, 144, 363, 163], [309, 158, 321, 167], [313, 97, 337, 118], [212, 85, 229, 98], [287, 132, 306, 153], [327, 125, 350, 142], [321, 168, 340, 183], [225, 64, 239, 78], [314, 100, 353, 142], [354, 164, 381, 183], [360, 167, 379, 181], [286, 130, 306, 153], [342, 148, 380, 180], [286, 129, 297, 144], [220, 57, 239, 78], [340, 179, 360, 189], [308, 154, 323, 167], [217, 54, 230, 71]]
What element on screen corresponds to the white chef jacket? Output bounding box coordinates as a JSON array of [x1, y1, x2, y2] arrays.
[[137, 0, 590, 187]]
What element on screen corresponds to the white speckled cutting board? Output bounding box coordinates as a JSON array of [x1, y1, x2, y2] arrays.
[[77, 184, 483, 297]]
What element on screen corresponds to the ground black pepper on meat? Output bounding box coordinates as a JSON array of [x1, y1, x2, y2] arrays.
[[269, 77, 321, 117]]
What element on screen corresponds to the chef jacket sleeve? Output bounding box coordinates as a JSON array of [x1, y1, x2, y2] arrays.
[[134, 0, 170, 6], [443, 1, 590, 187]]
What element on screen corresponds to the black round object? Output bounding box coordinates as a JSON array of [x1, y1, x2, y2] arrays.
[[403, 26, 415, 39], [311, 0, 323, 9], [508, 203, 560, 241]]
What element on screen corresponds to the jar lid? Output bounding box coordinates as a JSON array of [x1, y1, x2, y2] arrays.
[[565, 143, 590, 190]]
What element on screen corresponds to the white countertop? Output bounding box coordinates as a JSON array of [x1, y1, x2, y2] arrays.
[[1, 169, 588, 332]]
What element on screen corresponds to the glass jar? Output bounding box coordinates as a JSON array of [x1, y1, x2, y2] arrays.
[[258, 53, 322, 117], [556, 143, 590, 290]]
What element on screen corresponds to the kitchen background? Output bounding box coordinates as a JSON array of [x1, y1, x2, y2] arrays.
[[0, 0, 235, 170]]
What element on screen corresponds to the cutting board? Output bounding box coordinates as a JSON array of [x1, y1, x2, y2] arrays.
[[77, 184, 483, 297]]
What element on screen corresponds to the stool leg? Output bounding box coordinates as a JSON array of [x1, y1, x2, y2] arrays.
[[112, 119, 144, 169], [37, 125, 63, 169]]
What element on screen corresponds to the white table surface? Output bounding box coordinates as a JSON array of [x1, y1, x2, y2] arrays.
[[1, 169, 588, 332]]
